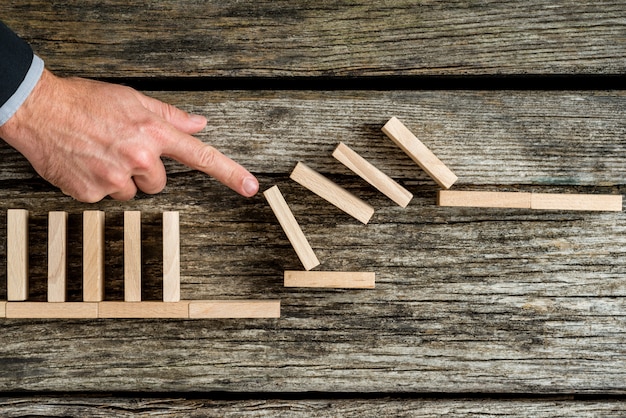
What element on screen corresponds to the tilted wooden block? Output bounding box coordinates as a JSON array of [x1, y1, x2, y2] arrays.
[[438, 190, 531, 209], [124, 211, 142, 302], [48, 211, 68, 302], [83, 211, 105, 302], [531, 193, 623, 211], [7, 209, 29, 301], [163, 211, 181, 302], [6, 302, 99, 319], [284, 270, 376, 289], [189, 300, 281, 318], [98, 301, 190, 318], [290, 162, 375, 224], [264, 185, 320, 271], [333, 142, 413, 208], [382, 116, 458, 189]]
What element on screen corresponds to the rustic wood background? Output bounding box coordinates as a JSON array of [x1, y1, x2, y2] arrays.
[[1, 1, 625, 415]]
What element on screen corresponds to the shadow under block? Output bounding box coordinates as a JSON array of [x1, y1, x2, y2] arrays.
[[284, 271, 376, 289], [6, 302, 99, 319], [382, 116, 458, 189], [189, 300, 281, 319], [163, 211, 181, 302], [98, 301, 189, 319], [7, 209, 29, 301], [438, 190, 532, 209], [263, 185, 320, 271], [333, 142, 413, 208], [290, 162, 375, 224], [48, 211, 68, 302], [531, 193, 623, 211], [124, 211, 142, 302], [83, 211, 105, 302]]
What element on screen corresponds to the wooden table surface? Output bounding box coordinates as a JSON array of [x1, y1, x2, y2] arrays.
[[1, 1, 626, 415]]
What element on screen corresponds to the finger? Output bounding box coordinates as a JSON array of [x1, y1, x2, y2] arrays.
[[135, 92, 207, 134], [132, 159, 168, 195], [109, 178, 138, 201]]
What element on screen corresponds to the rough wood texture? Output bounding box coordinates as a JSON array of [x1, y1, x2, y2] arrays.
[[47, 211, 68, 302], [2, 1, 626, 78], [6, 209, 29, 301]]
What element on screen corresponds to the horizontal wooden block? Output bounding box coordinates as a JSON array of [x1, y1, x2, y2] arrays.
[[382, 117, 458, 189], [333, 142, 413, 208], [0, 302, 6, 318], [98, 302, 190, 319], [438, 190, 531, 209], [189, 300, 281, 319], [284, 270, 376, 289], [5, 302, 99, 319], [290, 162, 375, 224], [531, 193, 623, 211]]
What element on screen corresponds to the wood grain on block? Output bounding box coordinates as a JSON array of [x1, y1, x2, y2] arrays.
[[48, 211, 68, 302], [531, 193, 623, 211], [0, 302, 5, 318], [98, 302, 190, 319], [438, 190, 531, 209], [263, 185, 320, 271], [189, 300, 281, 319], [83, 211, 105, 302], [7, 209, 29, 301], [333, 142, 413, 208], [5, 302, 98, 319], [382, 117, 458, 189], [124, 211, 142, 302], [163, 211, 181, 302], [290, 162, 375, 224], [284, 270, 376, 289]]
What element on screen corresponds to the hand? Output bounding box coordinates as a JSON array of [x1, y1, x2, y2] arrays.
[[0, 69, 259, 202]]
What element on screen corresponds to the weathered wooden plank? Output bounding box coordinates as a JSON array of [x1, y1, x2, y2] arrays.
[[2, 1, 626, 78]]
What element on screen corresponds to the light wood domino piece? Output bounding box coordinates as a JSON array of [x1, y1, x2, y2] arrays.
[[7, 209, 29, 301], [284, 270, 375, 289]]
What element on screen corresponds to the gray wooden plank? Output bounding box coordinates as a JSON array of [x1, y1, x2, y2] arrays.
[[2, 0, 625, 78]]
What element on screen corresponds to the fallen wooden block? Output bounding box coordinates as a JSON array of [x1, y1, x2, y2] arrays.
[[284, 270, 376, 289], [189, 300, 281, 318], [163, 211, 181, 302], [438, 190, 531, 209], [48, 211, 68, 302], [382, 116, 458, 189], [7, 209, 29, 301], [264, 185, 320, 271], [6, 302, 99, 319], [290, 161, 375, 224], [124, 211, 142, 302], [83, 211, 105, 302], [98, 301, 190, 319], [531, 193, 623, 211], [333, 142, 413, 208]]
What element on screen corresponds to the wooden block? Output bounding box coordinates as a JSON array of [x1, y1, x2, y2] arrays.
[[290, 162, 375, 224], [48, 211, 68, 302], [0, 302, 6, 318], [98, 301, 190, 318], [284, 270, 376, 289], [382, 116, 458, 189], [437, 190, 531, 209], [263, 185, 320, 271], [7, 209, 29, 301], [83, 211, 105, 302], [124, 211, 142, 302], [333, 142, 413, 208], [6, 302, 98, 319], [531, 193, 623, 211], [163, 211, 181, 302], [189, 300, 281, 319]]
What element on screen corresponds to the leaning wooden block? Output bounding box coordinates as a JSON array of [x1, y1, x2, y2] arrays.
[[48, 211, 68, 302], [284, 270, 376, 289], [382, 117, 458, 189], [98, 301, 190, 319], [189, 300, 281, 318], [438, 190, 531, 209], [290, 162, 375, 224], [0, 302, 6, 318], [163, 211, 181, 302], [124, 211, 142, 302], [83, 211, 105, 302], [6, 302, 98, 319], [531, 193, 623, 211], [333, 142, 413, 208], [7, 209, 29, 301], [264, 185, 320, 271]]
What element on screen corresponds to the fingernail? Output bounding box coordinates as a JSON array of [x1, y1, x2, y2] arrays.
[[243, 177, 259, 197], [190, 114, 206, 124]]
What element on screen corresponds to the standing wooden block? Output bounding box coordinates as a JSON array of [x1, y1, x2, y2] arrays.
[[48, 211, 68, 302], [438, 190, 531, 209], [124, 211, 142, 302], [6, 302, 98, 319], [263, 185, 320, 271], [382, 116, 458, 189], [290, 162, 375, 224], [163, 211, 181, 302], [98, 301, 189, 319], [189, 300, 281, 319], [531, 193, 623, 211], [7, 209, 29, 301], [0, 302, 6, 318], [83, 210, 105, 302], [333, 142, 413, 208], [284, 270, 376, 289]]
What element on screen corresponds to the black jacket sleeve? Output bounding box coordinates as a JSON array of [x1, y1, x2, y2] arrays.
[[0, 20, 35, 108]]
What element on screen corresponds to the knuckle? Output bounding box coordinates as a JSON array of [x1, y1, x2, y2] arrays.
[[196, 145, 217, 170]]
